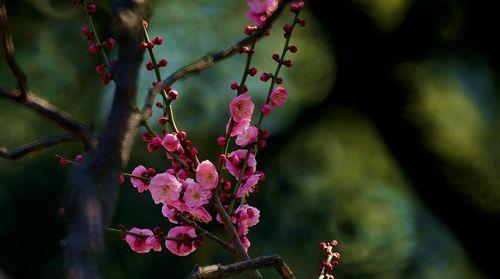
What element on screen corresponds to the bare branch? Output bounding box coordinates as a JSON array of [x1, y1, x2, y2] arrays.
[[186, 254, 295, 279], [0, 87, 95, 147], [142, 0, 293, 115], [0, 0, 29, 98], [0, 134, 77, 159]]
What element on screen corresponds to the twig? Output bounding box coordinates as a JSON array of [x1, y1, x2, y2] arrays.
[[178, 215, 236, 254], [142, 0, 292, 115], [0, 87, 95, 146], [0, 0, 29, 98], [0, 134, 77, 159], [185, 254, 295, 279]]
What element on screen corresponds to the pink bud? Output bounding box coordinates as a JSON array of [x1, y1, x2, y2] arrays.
[[290, 1, 305, 12], [152, 81, 162, 87], [153, 36, 163, 45], [283, 23, 293, 33], [147, 167, 156, 175], [95, 64, 105, 74], [74, 155, 84, 163], [297, 18, 306, 27], [146, 61, 154, 71], [272, 53, 280, 62], [142, 20, 149, 29], [247, 67, 257, 76], [88, 44, 99, 54], [87, 4, 96, 14], [167, 89, 179, 100], [189, 147, 198, 157], [158, 59, 168, 67], [288, 45, 298, 53], [217, 136, 226, 146], [81, 27, 91, 36], [118, 174, 125, 184], [158, 118, 168, 125], [147, 143, 156, 153], [59, 157, 69, 166], [230, 82, 239, 90], [100, 74, 112, 85], [260, 104, 272, 115], [260, 72, 272, 82], [177, 131, 187, 140], [151, 136, 162, 147], [103, 37, 116, 49]]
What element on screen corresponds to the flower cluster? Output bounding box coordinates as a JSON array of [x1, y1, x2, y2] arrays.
[[71, 0, 309, 262], [75, 1, 116, 85], [316, 240, 341, 279]]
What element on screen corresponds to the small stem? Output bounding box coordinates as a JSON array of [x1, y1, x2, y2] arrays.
[[106, 227, 182, 242], [82, 0, 110, 68], [178, 215, 236, 254], [122, 172, 150, 180], [229, 12, 301, 212]]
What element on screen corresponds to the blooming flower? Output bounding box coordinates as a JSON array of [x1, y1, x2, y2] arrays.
[[196, 160, 218, 190], [227, 118, 250, 137], [269, 87, 288, 107], [236, 173, 261, 198], [162, 204, 179, 224], [226, 149, 257, 178], [235, 125, 258, 147], [162, 133, 181, 152], [125, 228, 153, 253], [187, 206, 212, 223], [229, 94, 254, 122], [184, 179, 212, 208], [235, 204, 260, 236], [146, 235, 162, 252], [149, 172, 182, 204], [131, 165, 149, 193], [165, 226, 198, 256], [246, 0, 278, 26]]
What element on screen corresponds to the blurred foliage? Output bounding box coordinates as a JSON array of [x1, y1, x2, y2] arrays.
[[0, 0, 498, 279]]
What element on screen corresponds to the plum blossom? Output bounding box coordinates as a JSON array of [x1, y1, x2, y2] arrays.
[[162, 204, 179, 224], [149, 172, 182, 204], [146, 235, 162, 252], [235, 205, 260, 236], [240, 235, 251, 252], [236, 173, 261, 198], [187, 206, 212, 223], [184, 179, 212, 208], [227, 118, 250, 137], [235, 126, 258, 147], [229, 94, 254, 123], [125, 228, 154, 253], [246, 0, 278, 26], [131, 165, 149, 193], [196, 160, 219, 190], [226, 149, 257, 178], [269, 87, 288, 107], [162, 133, 181, 152], [165, 226, 198, 256]]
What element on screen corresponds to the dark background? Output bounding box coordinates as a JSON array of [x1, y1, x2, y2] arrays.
[[1, 0, 499, 278]]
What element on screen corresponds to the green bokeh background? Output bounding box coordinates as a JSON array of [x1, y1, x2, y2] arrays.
[[1, 0, 499, 278]]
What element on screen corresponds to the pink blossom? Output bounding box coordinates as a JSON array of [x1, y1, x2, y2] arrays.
[[227, 118, 250, 137], [269, 87, 288, 107], [196, 160, 219, 190], [236, 204, 260, 228], [162, 204, 179, 224], [187, 206, 212, 223], [162, 133, 181, 152], [235, 126, 258, 147], [184, 179, 212, 208], [236, 173, 261, 198], [246, 0, 278, 26], [149, 172, 182, 204], [226, 149, 257, 178], [229, 94, 254, 123], [165, 226, 198, 256], [131, 165, 149, 193], [146, 236, 162, 252], [240, 235, 251, 252], [125, 228, 153, 253]]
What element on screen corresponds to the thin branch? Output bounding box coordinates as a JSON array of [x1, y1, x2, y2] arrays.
[[0, 0, 29, 98], [0, 87, 95, 146], [185, 254, 295, 279], [142, 0, 292, 114], [178, 215, 236, 254], [0, 134, 77, 159]]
